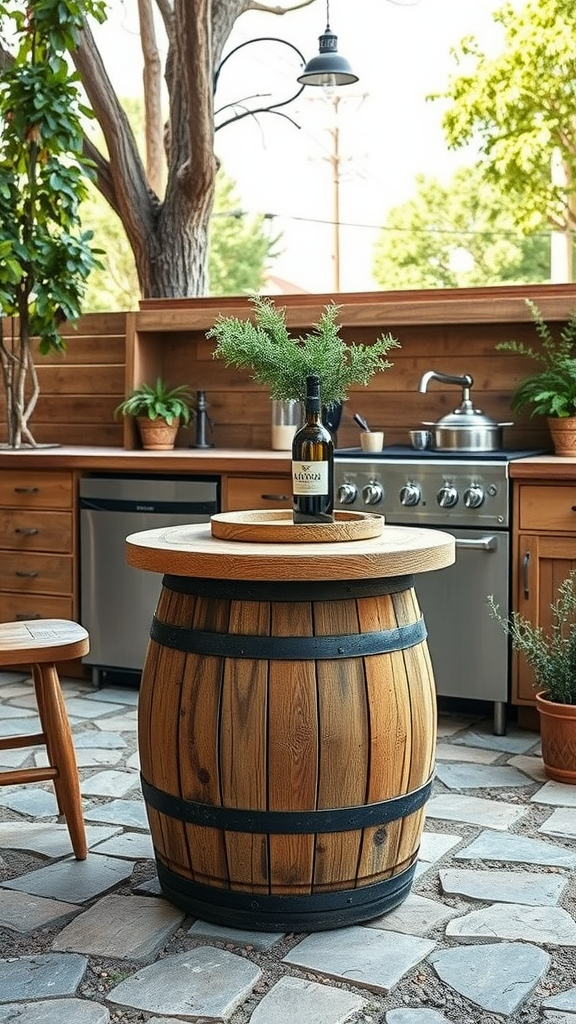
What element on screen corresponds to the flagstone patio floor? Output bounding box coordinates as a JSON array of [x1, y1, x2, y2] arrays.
[[1, 671, 575, 1024]]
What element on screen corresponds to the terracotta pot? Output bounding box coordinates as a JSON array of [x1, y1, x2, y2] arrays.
[[535, 691, 576, 784], [547, 416, 576, 457], [137, 416, 179, 451]]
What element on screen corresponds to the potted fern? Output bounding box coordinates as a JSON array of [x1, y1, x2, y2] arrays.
[[488, 572, 576, 784], [115, 378, 195, 451], [496, 299, 576, 455], [207, 295, 399, 447]]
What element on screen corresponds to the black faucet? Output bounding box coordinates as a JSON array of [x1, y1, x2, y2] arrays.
[[191, 390, 213, 448]]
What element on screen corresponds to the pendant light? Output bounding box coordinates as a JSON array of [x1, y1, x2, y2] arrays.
[[297, 0, 358, 88]]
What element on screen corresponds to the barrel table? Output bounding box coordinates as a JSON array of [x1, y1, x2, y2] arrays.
[[126, 520, 454, 932]]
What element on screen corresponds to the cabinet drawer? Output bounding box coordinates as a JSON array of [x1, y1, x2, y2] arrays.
[[519, 485, 576, 532], [0, 510, 73, 553], [226, 475, 292, 511], [0, 553, 73, 595], [0, 470, 73, 509], [0, 593, 73, 623]]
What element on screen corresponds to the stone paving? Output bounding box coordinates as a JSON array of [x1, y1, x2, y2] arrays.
[[1, 672, 576, 1024]]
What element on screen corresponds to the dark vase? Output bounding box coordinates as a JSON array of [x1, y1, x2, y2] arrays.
[[322, 402, 343, 447]]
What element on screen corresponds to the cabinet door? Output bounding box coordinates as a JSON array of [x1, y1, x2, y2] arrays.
[[225, 475, 292, 511], [514, 534, 576, 703]]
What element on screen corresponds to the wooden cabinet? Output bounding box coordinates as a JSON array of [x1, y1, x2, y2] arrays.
[[0, 470, 77, 623], [224, 474, 292, 511], [513, 480, 576, 704]]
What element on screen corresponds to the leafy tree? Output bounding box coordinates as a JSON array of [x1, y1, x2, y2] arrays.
[[82, 162, 282, 310], [1, 0, 317, 300], [208, 174, 281, 296], [431, 0, 576, 278], [0, 0, 105, 447], [372, 166, 550, 290]]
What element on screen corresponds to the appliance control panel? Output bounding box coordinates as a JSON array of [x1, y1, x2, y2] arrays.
[[334, 458, 510, 527]]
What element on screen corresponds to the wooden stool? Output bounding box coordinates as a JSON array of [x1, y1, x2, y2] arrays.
[[0, 619, 89, 860]]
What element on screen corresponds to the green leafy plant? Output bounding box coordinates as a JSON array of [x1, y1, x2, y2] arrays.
[[496, 299, 576, 418], [208, 295, 400, 408], [115, 379, 195, 427], [488, 571, 576, 705], [0, 0, 106, 448]]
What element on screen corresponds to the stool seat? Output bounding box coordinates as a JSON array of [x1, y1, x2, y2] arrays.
[[0, 618, 89, 859]]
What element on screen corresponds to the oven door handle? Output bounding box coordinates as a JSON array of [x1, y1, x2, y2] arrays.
[[454, 535, 498, 552]]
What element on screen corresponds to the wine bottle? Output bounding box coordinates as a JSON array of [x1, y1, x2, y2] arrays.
[[292, 374, 334, 524]]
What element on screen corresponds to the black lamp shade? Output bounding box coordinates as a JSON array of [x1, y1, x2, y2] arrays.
[[297, 28, 359, 87]]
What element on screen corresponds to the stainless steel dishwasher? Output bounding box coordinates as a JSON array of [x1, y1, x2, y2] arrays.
[[80, 473, 220, 684]]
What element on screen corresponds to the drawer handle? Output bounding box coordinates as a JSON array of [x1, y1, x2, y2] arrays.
[[14, 487, 39, 494], [261, 493, 290, 501], [15, 528, 39, 536], [15, 570, 39, 578], [15, 613, 42, 620], [523, 551, 530, 599]]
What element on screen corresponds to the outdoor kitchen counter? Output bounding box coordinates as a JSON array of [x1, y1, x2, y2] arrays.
[[0, 446, 292, 473], [509, 454, 576, 479]]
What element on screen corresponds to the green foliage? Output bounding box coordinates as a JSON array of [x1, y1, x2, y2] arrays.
[[373, 167, 550, 290], [208, 295, 400, 408], [0, 0, 106, 445], [208, 174, 281, 297], [488, 570, 576, 704], [496, 299, 576, 417], [431, 0, 576, 245], [80, 131, 281, 309], [114, 378, 195, 427]]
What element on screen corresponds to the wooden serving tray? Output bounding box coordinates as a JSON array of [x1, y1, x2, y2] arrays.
[[210, 509, 384, 544]]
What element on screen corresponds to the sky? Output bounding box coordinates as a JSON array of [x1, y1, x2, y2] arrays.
[[91, 0, 511, 293]]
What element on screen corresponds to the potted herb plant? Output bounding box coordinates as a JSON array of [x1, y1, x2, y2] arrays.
[[496, 299, 576, 456], [207, 295, 399, 445], [115, 378, 195, 451], [488, 571, 576, 783]]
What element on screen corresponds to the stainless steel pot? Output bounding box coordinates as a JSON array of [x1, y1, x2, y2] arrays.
[[419, 370, 512, 452]]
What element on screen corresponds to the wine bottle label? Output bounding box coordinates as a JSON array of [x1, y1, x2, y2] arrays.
[[292, 460, 330, 495]]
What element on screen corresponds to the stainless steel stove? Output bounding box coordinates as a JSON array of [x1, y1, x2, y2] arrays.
[[334, 445, 547, 734]]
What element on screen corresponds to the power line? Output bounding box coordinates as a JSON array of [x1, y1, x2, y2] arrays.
[[214, 209, 561, 239]]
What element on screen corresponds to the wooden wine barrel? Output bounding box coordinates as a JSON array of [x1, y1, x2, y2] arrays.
[[137, 570, 438, 931]]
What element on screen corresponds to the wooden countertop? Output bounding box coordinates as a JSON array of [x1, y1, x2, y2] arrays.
[[126, 522, 455, 581], [0, 446, 292, 474], [510, 455, 576, 480]]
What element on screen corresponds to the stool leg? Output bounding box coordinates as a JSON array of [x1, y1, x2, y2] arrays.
[[32, 664, 88, 860], [33, 669, 63, 815]]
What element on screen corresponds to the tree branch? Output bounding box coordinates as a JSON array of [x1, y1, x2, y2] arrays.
[[245, 1, 317, 12], [138, 0, 165, 195], [153, 0, 175, 41], [72, 18, 157, 253]]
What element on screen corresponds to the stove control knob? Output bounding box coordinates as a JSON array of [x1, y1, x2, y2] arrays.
[[437, 484, 458, 508], [464, 485, 485, 509], [362, 482, 384, 505], [337, 481, 357, 504], [400, 483, 421, 507]]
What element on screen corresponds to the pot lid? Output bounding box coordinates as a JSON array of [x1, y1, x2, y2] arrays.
[[435, 405, 499, 429]]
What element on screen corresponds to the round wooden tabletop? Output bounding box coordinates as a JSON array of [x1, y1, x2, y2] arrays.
[[126, 521, 455, 582]]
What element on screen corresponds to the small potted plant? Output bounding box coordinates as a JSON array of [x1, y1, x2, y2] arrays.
[[115, 378, 195, 451], [488, 571, 576, 784], [207, 295, 399, 446], [496, 299, 576, 455]]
